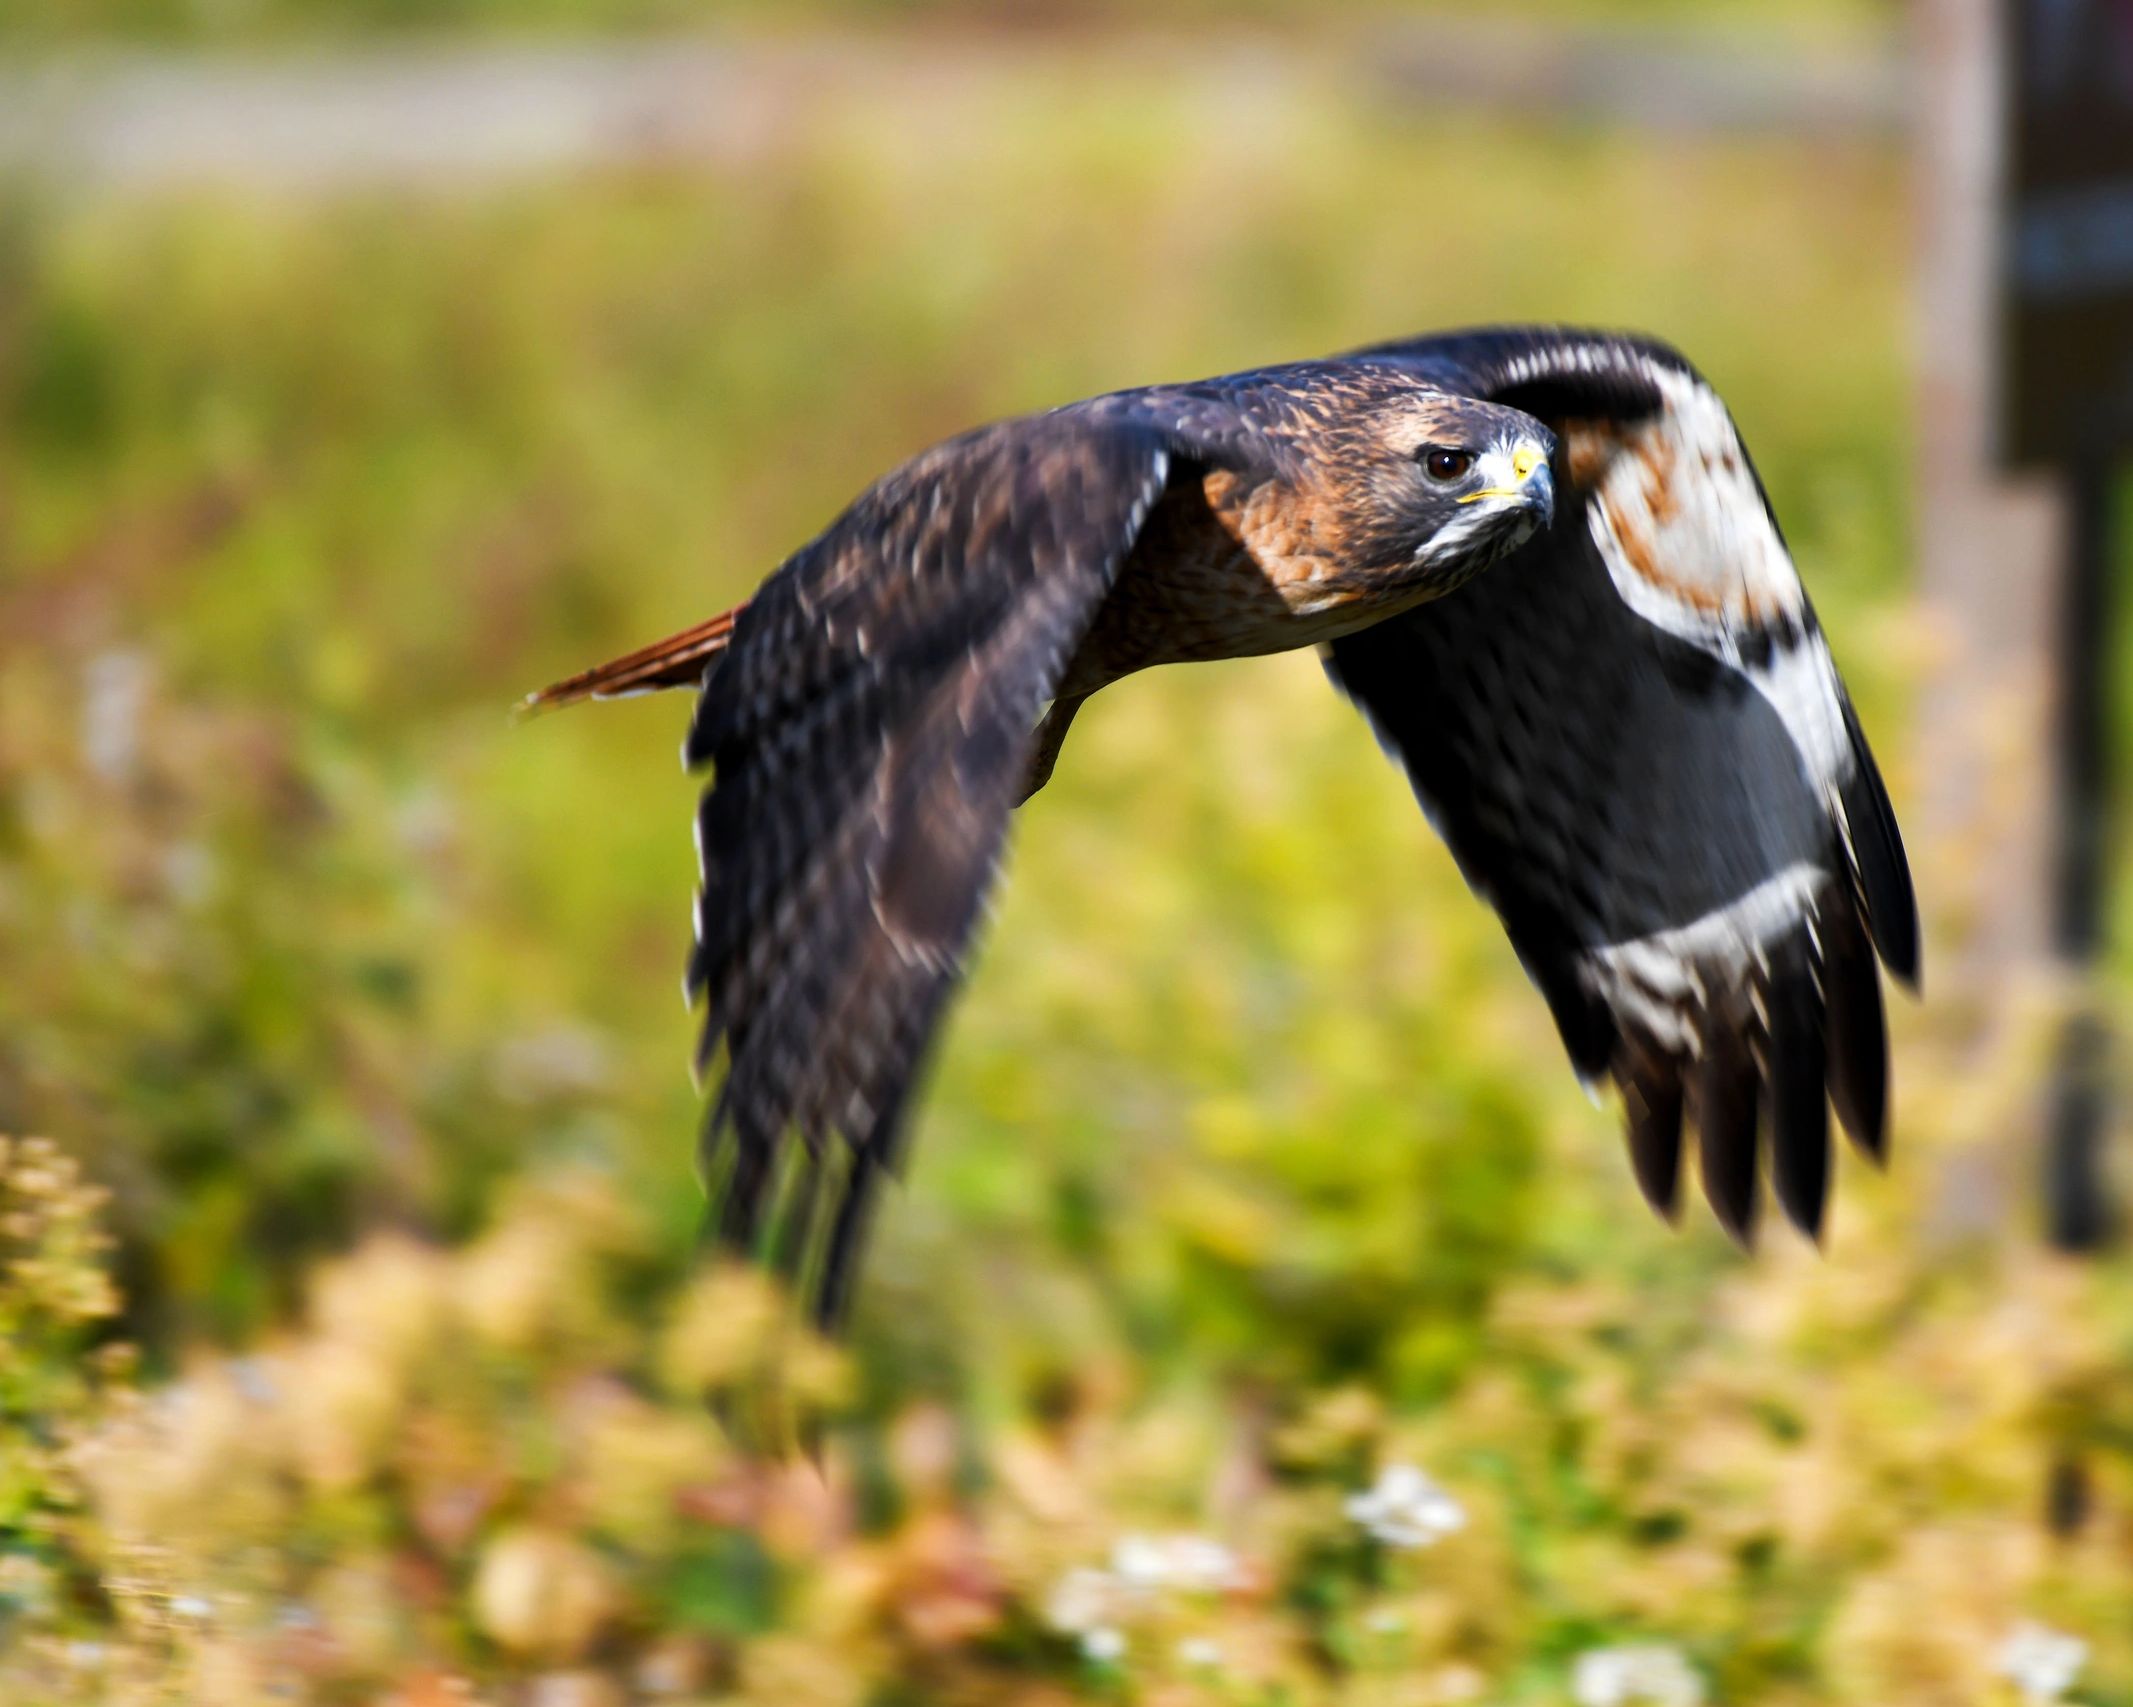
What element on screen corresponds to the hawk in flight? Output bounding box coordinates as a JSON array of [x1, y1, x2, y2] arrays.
[[527, 327, 1918, 1329]]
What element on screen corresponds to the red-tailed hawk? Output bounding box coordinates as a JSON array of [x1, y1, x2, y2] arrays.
[[526, 327, 1918, 1328]]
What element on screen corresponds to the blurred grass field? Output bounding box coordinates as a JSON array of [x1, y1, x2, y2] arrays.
[[2, 29, 2131, 1707], [3, 0, 1900, 48]]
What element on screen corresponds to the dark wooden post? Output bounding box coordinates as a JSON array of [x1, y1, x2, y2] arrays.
[[2046, 463, 2116, 1252], [1997, 0, 2133, 1256], [1919, 0, 2131, 1529], [1959, 0, 2133, 1530]]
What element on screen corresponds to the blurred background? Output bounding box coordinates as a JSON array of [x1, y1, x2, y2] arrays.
[[0, 1, 2129, 1703]]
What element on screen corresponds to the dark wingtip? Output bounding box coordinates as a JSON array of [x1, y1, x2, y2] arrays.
[[1767, 943, 1831, 1243], [1841, 716, 1921, 992], [1622, 1064, 1686, 1223], [1697, 1034, 1762, 1248], [812, 1068, 927, 1335], [812, 1162, 880, 1336], [710, 1115, 777, 1257], [1824, 912, 1890, 1166]]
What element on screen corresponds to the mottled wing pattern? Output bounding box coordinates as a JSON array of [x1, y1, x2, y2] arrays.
[[685, 399, 1252, 1326], [1327, 328, 1917, 1243]]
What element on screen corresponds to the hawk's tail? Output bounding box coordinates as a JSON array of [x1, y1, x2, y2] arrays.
[[517, 604, 746, 716]]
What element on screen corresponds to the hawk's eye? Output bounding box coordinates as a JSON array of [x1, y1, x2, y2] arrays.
[[1421, 447, 1474, 483]]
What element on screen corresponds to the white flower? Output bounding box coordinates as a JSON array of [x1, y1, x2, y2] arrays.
[[1572, 1644, 1705, 1707], [1111, 1534, 1172, 1592], [227, 1357, 279, 1404], [1431, 1663, 1487, 1702], [1044, 1567, 1116, 1636], [1176, 1636, 1222, 1670], [1996, 1621, 2088, 1704], [1049, 1533, 1244, 1662], [162, 842, 217, 907], [1108, 1532, 1242, 1595], [1081, 1626, 1126, 1663], [1164, 1534, 1244, 1593], [82, 650, 150, 783], [1344, 1463, 1467, 1550]]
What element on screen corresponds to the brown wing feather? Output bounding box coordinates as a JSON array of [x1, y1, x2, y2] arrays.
[[683, 401, 1232, 1327]]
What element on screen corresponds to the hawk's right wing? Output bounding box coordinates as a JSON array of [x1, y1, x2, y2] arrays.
[[1327, 328, 1917, 1243]]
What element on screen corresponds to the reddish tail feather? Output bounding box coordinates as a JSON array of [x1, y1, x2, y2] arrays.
[[518, 604, 745, 716]]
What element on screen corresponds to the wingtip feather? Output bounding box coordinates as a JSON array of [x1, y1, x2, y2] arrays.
[[1622, 1063, 1686, 1223], [1840, 716, 1921, 991], [1824, 913, 1890, 1165], [1697, 1033, 1762, 1248], [1767, 942, 1831, 1243]]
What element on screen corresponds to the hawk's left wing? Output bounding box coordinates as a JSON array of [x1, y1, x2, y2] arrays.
[[1326, 328, 1917, 1242]]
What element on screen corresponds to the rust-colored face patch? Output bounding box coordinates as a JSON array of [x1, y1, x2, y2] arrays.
[[1207, 469, 1342, 600]]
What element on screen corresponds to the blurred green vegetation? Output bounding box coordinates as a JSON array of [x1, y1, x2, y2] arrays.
[[0, 38, 2127, 1707], [0, 0, 1899, 49]]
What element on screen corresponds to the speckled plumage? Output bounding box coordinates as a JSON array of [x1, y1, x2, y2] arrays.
[[527, 326, 1917, 1326]]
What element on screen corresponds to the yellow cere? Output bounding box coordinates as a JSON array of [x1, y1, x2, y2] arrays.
[[1459, 441, 1548, 504]]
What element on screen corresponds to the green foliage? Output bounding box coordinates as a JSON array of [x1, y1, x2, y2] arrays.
[[0, 0, 1899, 50], [0, 1138, 125, 1605]]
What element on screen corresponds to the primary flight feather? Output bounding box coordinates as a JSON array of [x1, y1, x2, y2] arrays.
[[525, 326, 1918, 1328]]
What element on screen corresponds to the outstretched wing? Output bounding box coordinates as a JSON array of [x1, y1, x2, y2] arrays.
[[686, 397, 1257, 1327], [1326, 327, 1917, 1243]]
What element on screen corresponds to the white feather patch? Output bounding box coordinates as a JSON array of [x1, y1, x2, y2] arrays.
[[1745, 630, 1853, 796], [1579, 367, 1800, 635], [1576, 860, 1827, 1053], [1576, 363, 1855, 800]]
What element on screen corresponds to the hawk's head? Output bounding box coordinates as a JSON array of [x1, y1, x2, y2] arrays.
[[1330, 386, 1557, 592]]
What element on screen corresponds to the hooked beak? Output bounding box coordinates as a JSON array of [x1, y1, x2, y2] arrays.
[[1457, 440, 1554, 530]]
